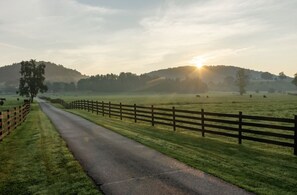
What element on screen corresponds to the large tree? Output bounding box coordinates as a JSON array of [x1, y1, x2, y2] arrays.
[[19, 60, 48, 102], [292, 73, 297, 89], [235, 68, 249, 95], [278, 72, 287, 80]]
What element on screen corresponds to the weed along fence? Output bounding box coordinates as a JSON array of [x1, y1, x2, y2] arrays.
[[43, 97, 297, 155], [0, 103, 30, 141]]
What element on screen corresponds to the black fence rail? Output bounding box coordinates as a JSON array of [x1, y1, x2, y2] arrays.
[[0, 103, 31, 141], [42, 97, 297, 155]]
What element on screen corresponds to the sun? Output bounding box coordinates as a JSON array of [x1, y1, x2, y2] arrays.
[[195, 61, 203, 69], [190, 57, 205, 69]]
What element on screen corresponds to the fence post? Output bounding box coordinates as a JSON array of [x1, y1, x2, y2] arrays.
[[134, 104, 137, 123], [91, 100, 94, 113], [14, 107, 17, 129], [172, 107, 176, 131], [0, 111, 2, 141], [7, 109, 10, 134], [96, 101, 99, 115], [120, 103, 123, 120], [239, 111, 243, 144], [88, 100, 90, 112], [201, 109, 205, 137], [19, 106, 22, 124], [102, 101, 104, 116], [151, 105, 155, 126], [109, 102, 111, 118], [294, 115, 297, 155]]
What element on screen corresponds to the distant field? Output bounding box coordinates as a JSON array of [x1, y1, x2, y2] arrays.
[[0, 95, 25, 111], [48, 92, 297, 118]]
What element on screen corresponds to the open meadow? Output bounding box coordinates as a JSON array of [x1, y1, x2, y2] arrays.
[[45, 92, 297, 194], [49, 92, 297, 118]]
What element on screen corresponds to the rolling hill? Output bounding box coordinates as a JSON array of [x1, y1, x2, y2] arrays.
[[146, 65, 281, 83], [146, 65, 295, 92], [0, 61, 87, 88]]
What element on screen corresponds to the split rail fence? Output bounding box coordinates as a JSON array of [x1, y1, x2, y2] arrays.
[[44, 98, 297, 155], [0, 103, 30, 141]]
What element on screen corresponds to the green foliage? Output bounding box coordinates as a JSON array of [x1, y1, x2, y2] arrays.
[[261, 72, 274, 80], [0, 104, 100, 194], [235, 69, 249, 95], [278, 72, 287, 80], [77, 73, 208, 93], [19, 60, 48, 102]]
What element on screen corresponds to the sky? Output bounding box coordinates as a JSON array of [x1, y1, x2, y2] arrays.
[[0, 0, 296, 76]]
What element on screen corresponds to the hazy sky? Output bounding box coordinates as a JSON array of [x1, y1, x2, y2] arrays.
[[0, 0, 296, 76]]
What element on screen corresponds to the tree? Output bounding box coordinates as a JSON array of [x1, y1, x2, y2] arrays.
[[292, 73, 297, 89], [19, 60, 48, 102], [261, 72, 273, 80], [278, 72, 287, 80], [235, 69, 249, 95]]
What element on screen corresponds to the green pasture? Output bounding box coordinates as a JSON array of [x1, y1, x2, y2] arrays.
[[0, 104, 100, 194], [0, 95, 25, 111], [48, 92, 297, 118], [46, 92, 297, 194], [67, 108, 297, 195]]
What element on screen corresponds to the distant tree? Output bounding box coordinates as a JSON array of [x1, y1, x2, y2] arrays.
[[292, 73, 297, 89], [261, 72, 273, 80], [19, 60, 48, 102], [235, 69, 249, 95], [278, 72, 287, 80]]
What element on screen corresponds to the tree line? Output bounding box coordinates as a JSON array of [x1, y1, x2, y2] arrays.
[[14, 60, 297, 102]]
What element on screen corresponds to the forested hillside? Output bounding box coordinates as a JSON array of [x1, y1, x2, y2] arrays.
[[0, 61, 87, 93]]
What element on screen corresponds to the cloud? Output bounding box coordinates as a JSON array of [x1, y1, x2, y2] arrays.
[[0, 0, 297, 76]]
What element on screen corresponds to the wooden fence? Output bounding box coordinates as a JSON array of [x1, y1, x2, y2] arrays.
[[43, 97, 297, 155], [0, 103, 31, 141]]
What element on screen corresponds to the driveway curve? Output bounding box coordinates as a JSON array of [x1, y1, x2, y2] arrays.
[[39, 100, 252, 195]]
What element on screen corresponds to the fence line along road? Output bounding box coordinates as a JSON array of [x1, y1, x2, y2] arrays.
[[42, 97, 297, 155], [0, 103, 31, 141]]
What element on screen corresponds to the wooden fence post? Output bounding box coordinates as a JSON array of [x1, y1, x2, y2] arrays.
[[134, 104, 137, 123], [7, 109, 10, 134], [96, 101, 99, 115], [294, 115, 297, 155], [0, 111, 2, 141], [91, 100, 94, 113], [87, 100, 90, 112], [14, 107, 17, 129], [201, 109, 205, 137], [151, 105, 154, 126], [102, 101, 104, 116], [109, 102, 111, 118], [19, 106, 22, 124], [120, 103, 122, 120], [239, 111, 243, 144], [173, 106, 176, 131]]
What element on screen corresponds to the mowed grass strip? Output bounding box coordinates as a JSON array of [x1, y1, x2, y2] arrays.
[[68, 109, 297, 195], [0, 104, 100, 195]]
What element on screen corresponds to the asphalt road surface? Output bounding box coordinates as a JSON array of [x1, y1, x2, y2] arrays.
[[39, 100, 252, 195]]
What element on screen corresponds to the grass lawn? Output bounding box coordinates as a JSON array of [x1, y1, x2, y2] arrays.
[[66, 108, 297, 195], [0, 95, 25, 111], [0, 103, 100, 194]]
